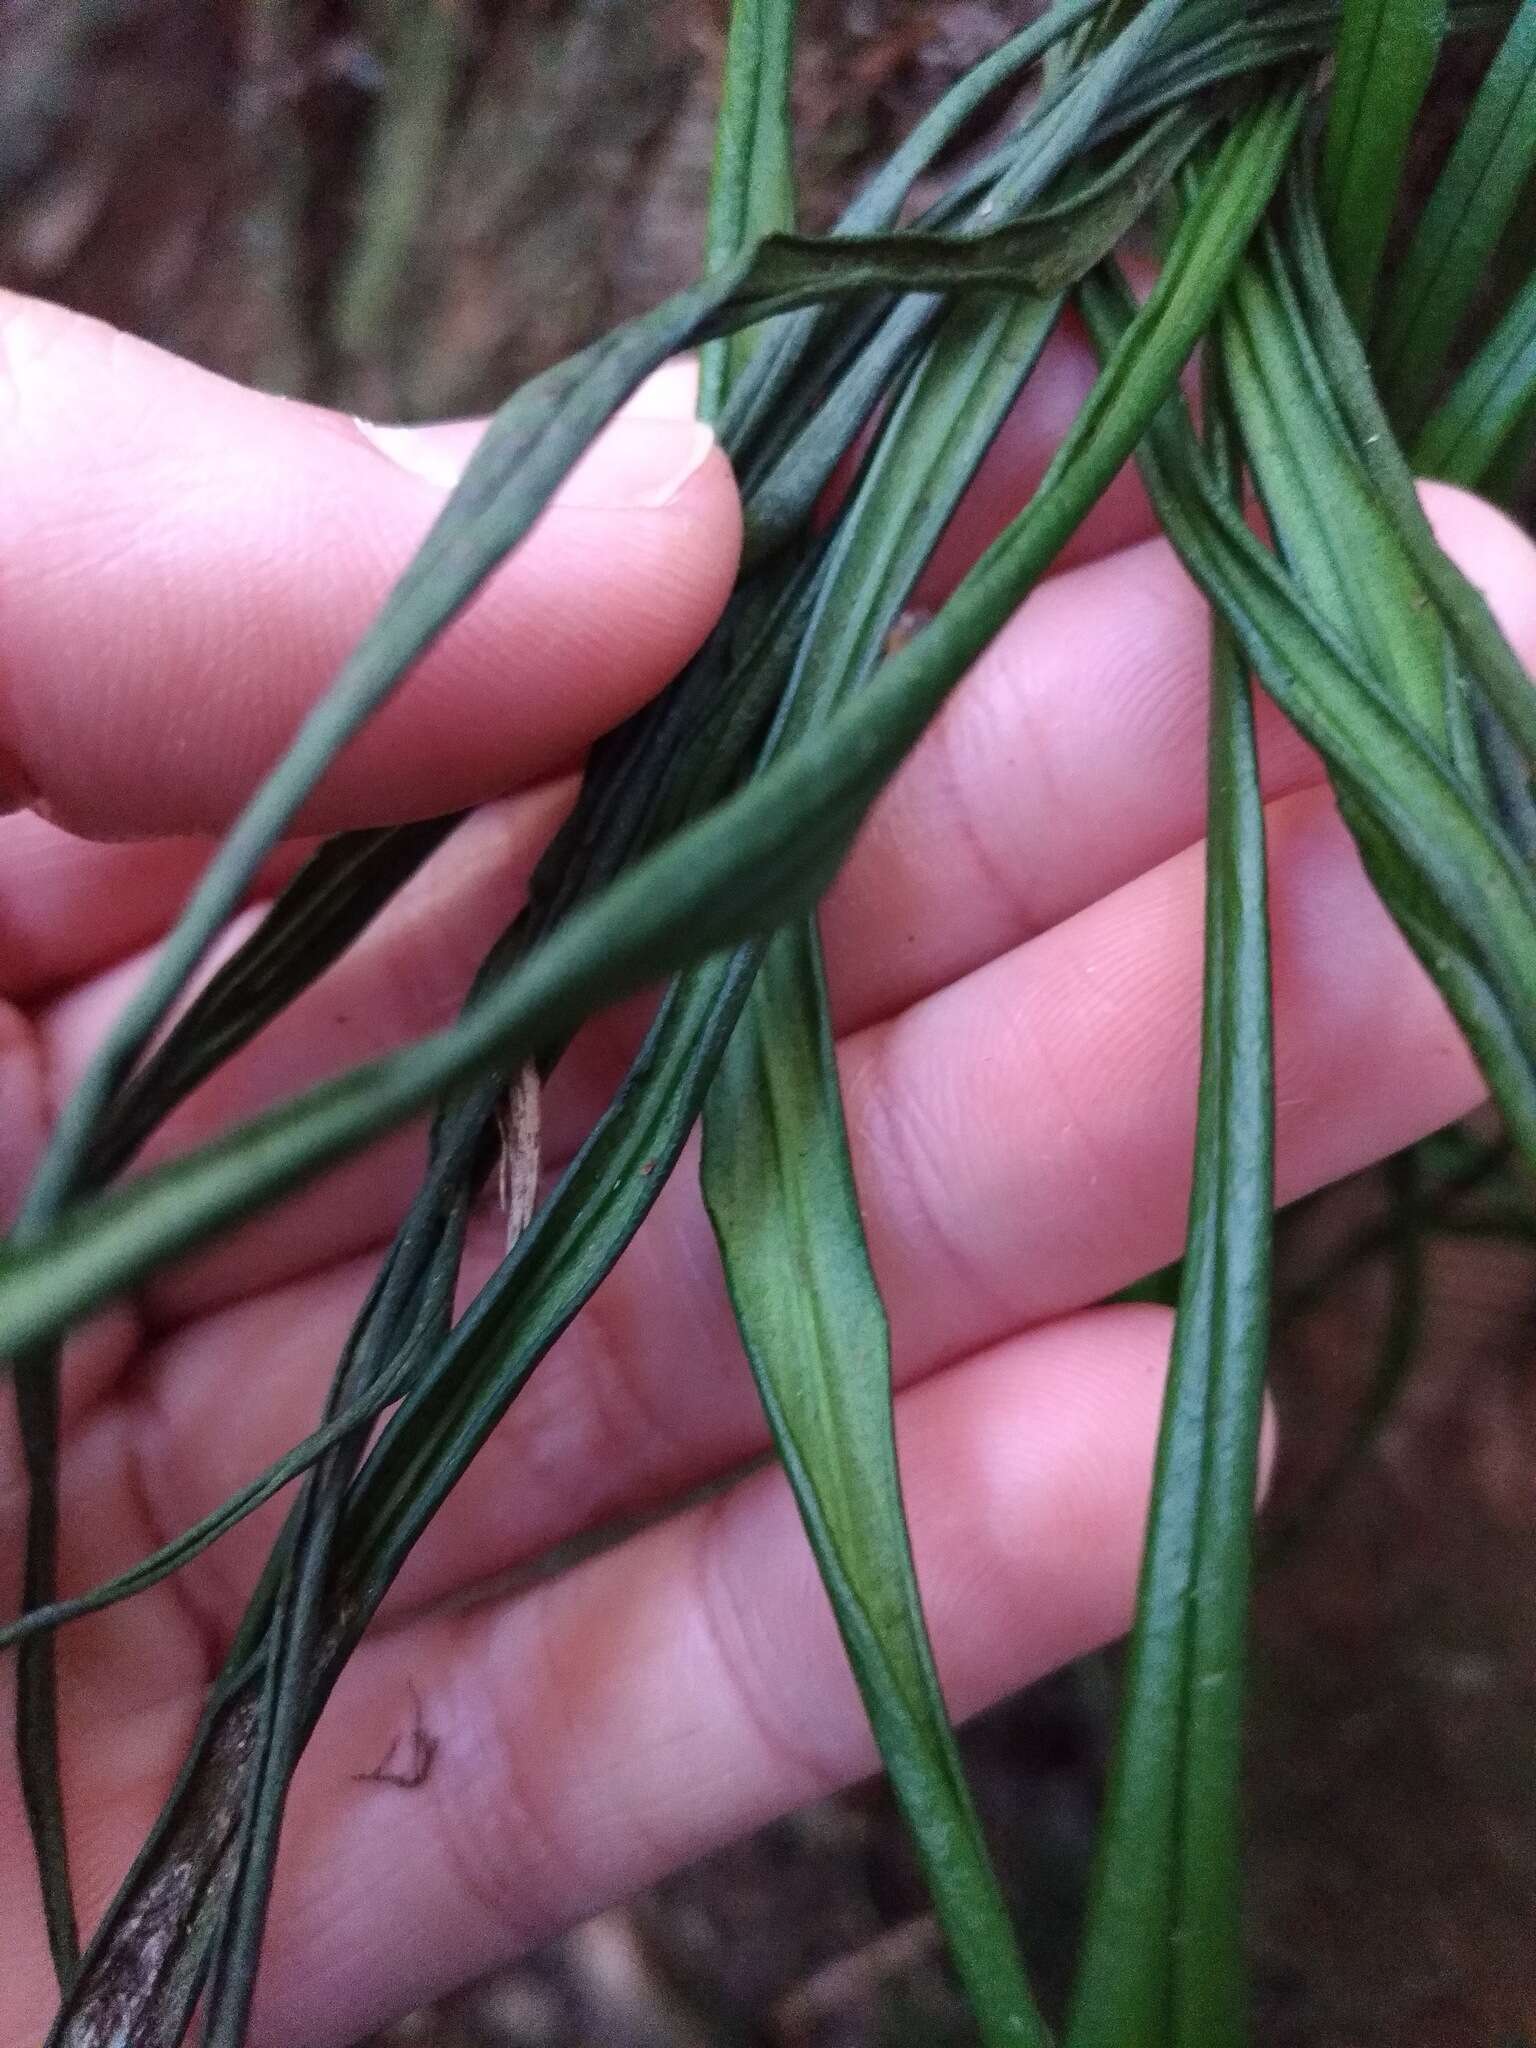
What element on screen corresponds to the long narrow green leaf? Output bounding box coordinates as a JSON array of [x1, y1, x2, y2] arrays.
[[1414, 263, 1536, 487], [13, 1358, 77, 1984], [42, 88, 1303, 2048], [90, 820, 458, 1184], [708, 15, 1038, 2003], [0, 94, 1303, 1366], [1222, 249, 1453, 750], [1270, 170, 1536, 776], [703, 273, 1062, 2044], [1319, 0, 1446, 330], [1067, 387, 1274, 2048], [16, 210, 1158, 1234], [1373, 0, 1536, 432], [1081, 275, 1536, 1157], [704, 921, 1046, 2047], [700, 0, 798, 417]]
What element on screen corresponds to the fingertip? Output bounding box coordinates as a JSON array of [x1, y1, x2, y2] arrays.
[[0, 288, 742, 837], [1419, 479, 1536, 672]]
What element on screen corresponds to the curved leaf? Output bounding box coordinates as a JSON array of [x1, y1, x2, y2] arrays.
[[1066, 390, 1273, 2048], [1373, 0, 1536, 431], [0, 93, 1305, 1366], [1319, 0, 1446, 330]]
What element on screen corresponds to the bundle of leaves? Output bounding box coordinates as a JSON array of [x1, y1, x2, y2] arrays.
[[4, 2, 1536, 2042]]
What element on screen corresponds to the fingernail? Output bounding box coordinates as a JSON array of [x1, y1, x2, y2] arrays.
[[552, 416, 718, 509], [353, 417, 485, 491], [356, 412, 717, 510]]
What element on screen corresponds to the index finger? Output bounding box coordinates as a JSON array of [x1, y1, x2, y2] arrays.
[[0, 296, 740, 838]]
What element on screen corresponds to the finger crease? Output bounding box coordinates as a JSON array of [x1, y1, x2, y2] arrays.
[[692, 1492, 838, 1803]]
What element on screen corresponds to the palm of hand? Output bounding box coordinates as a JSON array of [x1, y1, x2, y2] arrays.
[[2, 290, 1532, 2046]]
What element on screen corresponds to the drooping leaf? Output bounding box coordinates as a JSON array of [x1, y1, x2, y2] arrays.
[[703, 267, 1063, 2041], [1414, 262, 1536, 488], [704, 921, 1048, 2048], [1373, 0, 1536, 433], [0, 92, 1305, 1368], [12, 1356, 77, 1984], [700, 0, 799, 416], [1066, 372, 1274, 2048], [1083, 272, 1536, 1161], [1319, 0, 1446, 330]]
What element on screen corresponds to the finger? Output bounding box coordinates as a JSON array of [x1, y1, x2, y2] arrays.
[[0, 316, 1126, 993], [42, 791, 573, 1323], [826, 481, 1536, 1026], [0, 1000, 46, 1228], [41, 481, 1536, 1315], [0, 811, 316, 1001], [4, 1309, 1171, 2045], [0, 293, 739, 836], [103, 775, 1485, 1634], [245, 1304, 1172, 2047]]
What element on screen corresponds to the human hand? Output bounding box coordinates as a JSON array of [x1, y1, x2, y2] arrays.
[[2, 290, 1533, 2046]]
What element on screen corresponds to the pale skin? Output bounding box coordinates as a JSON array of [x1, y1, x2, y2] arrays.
[[1, 287, 1534, 2048]]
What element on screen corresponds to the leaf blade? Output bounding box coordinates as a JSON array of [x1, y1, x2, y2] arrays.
[[701, 0, 799, 416], [1319, 0, 1446, 330], [0, 92, 1306, 1365], [703, 919, 1047, 2048], [1373, 0, 1536, 430], [1065, 373, 1274, 2048]]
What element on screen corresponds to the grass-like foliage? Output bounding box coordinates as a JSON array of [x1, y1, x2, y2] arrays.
[[5, 1, 1536, 2041]]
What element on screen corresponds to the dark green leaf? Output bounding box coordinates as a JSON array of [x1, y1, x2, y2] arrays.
[[704, 920, 1047, 2048], [0, 93, 1304, 1366], [700, 0, 799, 417], [1373, 0, 1536, 431], [1319, 0, 1446, 330], [704, 278, 1063, 2043], [1066, 369, 1273, 2048], [13, 1356, 77, 1985], [1414, 263, 1536, 487], [1081, 274, 1536, 1164]]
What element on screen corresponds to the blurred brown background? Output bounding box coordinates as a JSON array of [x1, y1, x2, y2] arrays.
[[3, 5, 1534, 2042]]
